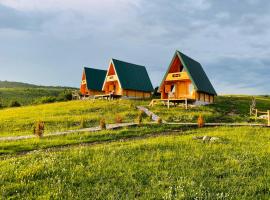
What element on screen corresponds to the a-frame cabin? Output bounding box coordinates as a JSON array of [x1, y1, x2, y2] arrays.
[[80, 67, 107, 96], [102, 59, 153, 99], [159, 50, 217, 104]]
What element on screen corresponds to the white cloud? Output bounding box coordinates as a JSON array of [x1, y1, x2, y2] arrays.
[[0, 0, 141, 12]]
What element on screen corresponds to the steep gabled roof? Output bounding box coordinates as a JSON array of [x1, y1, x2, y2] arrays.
[[109, 59, 154, 92], [160, 50, 217, 95], [84, 67, 107, 91]]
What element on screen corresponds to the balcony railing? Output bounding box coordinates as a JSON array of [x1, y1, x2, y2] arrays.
[[166, 72, 189, 81]]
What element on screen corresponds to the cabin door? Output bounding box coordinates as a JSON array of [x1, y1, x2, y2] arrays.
[[177, 81, 188, 98]]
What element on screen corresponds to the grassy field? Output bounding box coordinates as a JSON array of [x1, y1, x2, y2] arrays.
[[0, 95, 269, 137], [1, 95, 270, 199], [0, 100, 144, 137], [0, 124, 185, 155], [1, 126, 270, 199], [150, 95, 270, 123]]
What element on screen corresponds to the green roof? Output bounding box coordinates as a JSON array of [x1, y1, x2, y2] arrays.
[[160, 50, 217, 95], [112, 59, 153, 92], [84, 67, 107, 91]]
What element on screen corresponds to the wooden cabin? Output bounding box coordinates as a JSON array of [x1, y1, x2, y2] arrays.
[[102, 59, 153, 99], [80, 67, 107, 96], [159, 50, 217, 104]]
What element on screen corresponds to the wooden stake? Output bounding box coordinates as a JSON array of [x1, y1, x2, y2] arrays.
[[185, 98, 188, 110], [255, 109, 258, 120], [267, 110, 270, 126], [167, 99, 170, 109]]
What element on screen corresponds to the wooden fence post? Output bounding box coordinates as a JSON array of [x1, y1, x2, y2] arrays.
[[255, 109, 258, 120], [267, 110, 270, 126]]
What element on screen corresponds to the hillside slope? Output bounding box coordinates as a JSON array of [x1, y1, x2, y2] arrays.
[[0, 80, 77, 107]]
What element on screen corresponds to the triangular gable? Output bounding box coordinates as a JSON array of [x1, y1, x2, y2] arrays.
[[159, 51, 217, 95], [84, 67, 107, 91], [102, 60, 122, 91]]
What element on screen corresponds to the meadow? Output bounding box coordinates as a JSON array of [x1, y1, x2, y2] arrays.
[[1, 95, 270, 199], [150, 95, 270, 123], [0, 100, 142, 137], [0, 95, 269, 138], [1, 126, 270, 199]]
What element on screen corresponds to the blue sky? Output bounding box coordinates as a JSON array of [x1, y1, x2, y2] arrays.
[[0, 0, 269, 94]]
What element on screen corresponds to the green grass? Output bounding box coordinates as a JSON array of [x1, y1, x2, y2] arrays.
[[0, 124, 186, 155], [0, 95, 269, 137], [0, 100, 142, 137], [1, 126, 270, 199], [150, 95, 270, 123], [0, 87, 72, 107]]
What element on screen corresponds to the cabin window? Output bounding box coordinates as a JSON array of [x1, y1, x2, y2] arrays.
[[189, 83, 194, 95]]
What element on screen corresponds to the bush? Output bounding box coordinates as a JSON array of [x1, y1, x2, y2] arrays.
[[198, 115, 204, 128], [37, 96, 57, 104], [149, 114, 153, 121], [137, 111, 143, 124], [157, 118, 163, 124], [115, 115, 123, 124], [100, 118, 106, 130], [80, 118, 87, 128], [9, 100, 21, 107], [58, 90, 73, 101], [33, 121, 45, 137]]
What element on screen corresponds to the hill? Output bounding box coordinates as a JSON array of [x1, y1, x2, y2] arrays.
[[0, 80, 75, 89], [0, 80, 77, 107]]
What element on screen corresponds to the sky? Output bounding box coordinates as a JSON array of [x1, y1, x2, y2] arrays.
[[0, 0, 269, 94]]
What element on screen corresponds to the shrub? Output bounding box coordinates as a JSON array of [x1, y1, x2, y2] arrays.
[[129, 103, 135, 109], [167, 116, 173, 122], [33, 121, 45, 137], [9, 100, 21, 107], [149, 114, 153, 121], [198, 115, 204, 128], [58, 90, 73, 101], [115, 115, 123, 124], [157, 118, 163, 124], [80, 118, 87, 128], [137, 111, 143, 124], [0, 98, 3, 108], [37, 96, 57, 104], [100, 118, 106, 130]]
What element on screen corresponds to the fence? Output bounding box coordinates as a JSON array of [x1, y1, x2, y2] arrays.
[[250, 106, 270, 126]]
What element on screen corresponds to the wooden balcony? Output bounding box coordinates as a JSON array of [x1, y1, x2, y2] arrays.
[[106, 75, 118, 82], [166, 72, 189, 81]]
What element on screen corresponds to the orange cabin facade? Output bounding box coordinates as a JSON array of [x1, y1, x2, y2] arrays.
[[102, 59, 153, 99], [80, 67, 107, 96], [159, 51, 216, 104]]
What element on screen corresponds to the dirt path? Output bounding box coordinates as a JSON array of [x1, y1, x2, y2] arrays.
[[0, 122, 138, 142], [1, 129, 189, 157], [0, 106, 267, 142]]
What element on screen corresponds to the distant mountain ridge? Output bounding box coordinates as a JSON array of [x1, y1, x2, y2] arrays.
[[0, 80, 76, 89]]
